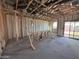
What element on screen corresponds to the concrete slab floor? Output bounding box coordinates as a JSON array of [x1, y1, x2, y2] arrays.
[[2, 37, 79, 59]]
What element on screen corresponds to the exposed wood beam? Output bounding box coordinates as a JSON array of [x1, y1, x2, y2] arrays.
[[64, 9, 79, 14], [38, 12, 56, 19], [36, 0, 62, 16], [47, 0, 62, 11], [16, 0, 18, 10], [26, 0, 33, 10], [30, 0, 48, 14], [30, 5, 41, 14], [35, 0, 47, 8]]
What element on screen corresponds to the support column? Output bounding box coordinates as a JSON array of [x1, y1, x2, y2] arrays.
[[57, 17, 64, 36]]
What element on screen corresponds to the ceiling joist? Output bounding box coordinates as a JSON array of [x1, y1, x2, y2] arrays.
[[26, 0, 33, 10]]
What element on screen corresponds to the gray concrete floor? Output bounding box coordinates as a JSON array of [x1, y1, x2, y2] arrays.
[[2, 37, 79, 59]]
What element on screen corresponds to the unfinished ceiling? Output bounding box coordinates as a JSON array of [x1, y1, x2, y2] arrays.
[[5, 0, 79, 20]]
